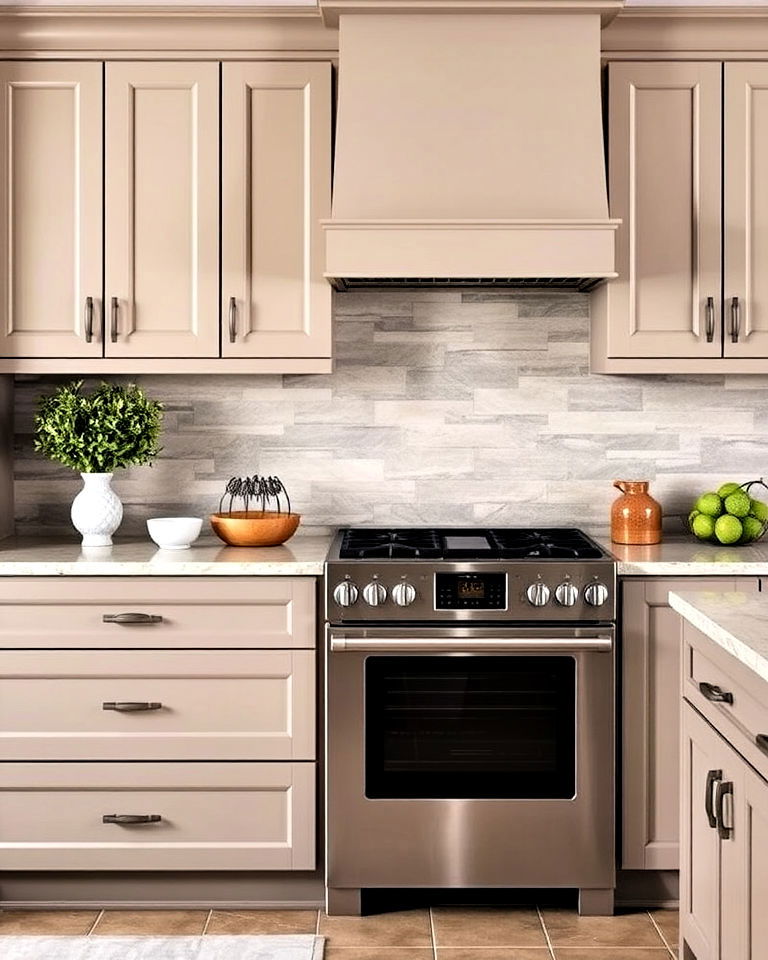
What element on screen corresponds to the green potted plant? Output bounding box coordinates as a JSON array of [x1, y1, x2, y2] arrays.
[[34, 380, 163, 546]]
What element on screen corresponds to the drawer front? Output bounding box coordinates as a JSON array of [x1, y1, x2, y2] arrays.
[[0, 762, 315, 871], [0, 578, 315, 649], [0, 650, 315, 760]]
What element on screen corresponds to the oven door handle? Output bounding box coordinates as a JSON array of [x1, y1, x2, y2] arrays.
[[329, 636, 613, 653]]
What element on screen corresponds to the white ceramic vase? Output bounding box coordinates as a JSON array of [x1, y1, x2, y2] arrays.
[[70, 472, 123, 546]]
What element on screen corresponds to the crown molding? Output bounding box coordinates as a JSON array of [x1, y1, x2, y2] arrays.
[[603, 5, 768, 54]]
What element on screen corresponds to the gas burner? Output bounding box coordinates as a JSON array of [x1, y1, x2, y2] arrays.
[[339, 529, 443, 559], [490, 528, 604, 561]]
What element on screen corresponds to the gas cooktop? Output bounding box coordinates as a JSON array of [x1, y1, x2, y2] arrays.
[[336, 526, 606, 561]]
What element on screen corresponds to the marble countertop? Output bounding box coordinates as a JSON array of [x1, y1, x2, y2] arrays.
[[593, 533, 768, 576], [669, 590, 768, 684], [0, 535, 332, 576]]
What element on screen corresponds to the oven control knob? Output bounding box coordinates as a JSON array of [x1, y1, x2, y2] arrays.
[[363, 581, 388, 606], [392, 581, 417, 607], [333, 580, 359, 607], [555, 581, 579, 607], [584, 582, 609, 607], [526, 581, 551, 606]]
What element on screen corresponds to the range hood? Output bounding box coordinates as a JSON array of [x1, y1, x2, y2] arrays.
[[319, 0, 622, 290]]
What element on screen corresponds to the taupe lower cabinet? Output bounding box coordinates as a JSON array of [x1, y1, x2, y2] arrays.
[[681, 621, 768, 960], [621, 577, 760, 870], [594, 61, 768, 372], [0, 577, 317, 872], [0, 59, 331, 371]]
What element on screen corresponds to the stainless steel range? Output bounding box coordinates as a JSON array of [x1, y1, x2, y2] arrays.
[[324, 527, 617, 917]]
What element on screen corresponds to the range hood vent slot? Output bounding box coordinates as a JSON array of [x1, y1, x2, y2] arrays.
[[331, 277, 604, 293]]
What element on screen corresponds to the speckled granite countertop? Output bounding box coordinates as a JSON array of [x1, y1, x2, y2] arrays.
[[0, 535, 332, 576], [592, 533, 768, 576], [669, 591, 768, 684]]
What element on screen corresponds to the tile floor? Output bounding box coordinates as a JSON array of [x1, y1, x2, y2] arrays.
[[0, 906, 680, 959]]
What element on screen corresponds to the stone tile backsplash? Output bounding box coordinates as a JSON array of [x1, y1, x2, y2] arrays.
[[13, 290, 768, 537]]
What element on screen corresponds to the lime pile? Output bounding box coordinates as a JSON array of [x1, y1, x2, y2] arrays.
[[689, 481, 768, 545]]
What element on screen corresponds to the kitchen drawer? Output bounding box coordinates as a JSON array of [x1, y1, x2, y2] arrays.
[[0, 650, 315, 760], [684, 621, 768, 782], [0, 762, 315, 871], [0, 578, 315, 649]]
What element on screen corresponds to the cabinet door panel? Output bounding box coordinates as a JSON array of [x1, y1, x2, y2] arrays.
[[0, 62, 102, 358], [622, 577, 759, 870], [222, 62, 331, 359], [105, 62, 219, 358], [681, 702, 728, 960], [725, 63, 768, 358], [608, 62, 722, 359]]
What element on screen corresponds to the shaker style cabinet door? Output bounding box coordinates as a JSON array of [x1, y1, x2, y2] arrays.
[[105, 62, 219, 358], [607, 62, 722, 359], [221, 62, 331, 359], [0, 62, 103, 359], [724, 63, 768, 359]]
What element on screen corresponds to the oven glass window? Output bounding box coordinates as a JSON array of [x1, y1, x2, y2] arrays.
[[365, 656, 576, 800]]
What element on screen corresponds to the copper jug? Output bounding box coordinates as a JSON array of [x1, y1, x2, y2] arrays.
[[611, 480, 662, 545]]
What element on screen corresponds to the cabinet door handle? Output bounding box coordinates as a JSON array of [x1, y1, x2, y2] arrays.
[[228, 296, 237, 343], [756, 734, 768, 757], [698, 681, 734, 705], [102, 814, 162, 826], [730, 296, 740, 343], [110, 297, 119, 343], [102, 613, 163, 625], [705, 296, 715, 343], [715, 780, 734, 840], [84, 296, 94, 343], [102, 701, 163, 712], [705, 768, 722, 828]]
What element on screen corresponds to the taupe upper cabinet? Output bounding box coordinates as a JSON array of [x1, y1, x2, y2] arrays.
[[0, 59, 332, 374], [105, 62, 219, 359], [594, 61, 768, 373], [0, 63, 103, 359], [222, 62, 331, 360]]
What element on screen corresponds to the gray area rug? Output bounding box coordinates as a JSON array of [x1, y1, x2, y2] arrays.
[[0, 936, 324, 959]]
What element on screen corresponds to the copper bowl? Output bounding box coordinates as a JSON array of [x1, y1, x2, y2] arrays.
[[209, 511, 301, 547]]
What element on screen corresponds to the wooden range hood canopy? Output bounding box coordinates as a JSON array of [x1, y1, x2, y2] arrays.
[[320, 0, 623, 290]]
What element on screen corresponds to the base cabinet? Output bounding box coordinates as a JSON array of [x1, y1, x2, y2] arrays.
[[0, 577, 317, 872], [621, 577, 759, 870]]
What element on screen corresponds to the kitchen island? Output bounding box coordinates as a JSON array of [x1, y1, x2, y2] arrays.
[[671, 590, 768, 960]]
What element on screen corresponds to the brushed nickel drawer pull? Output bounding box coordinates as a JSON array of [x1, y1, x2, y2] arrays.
[[705, 296, 715, 343], [102, 701, 163, 712], [84, 296, 94, 343], [730, 296, 740, 343], [229, 296, 237, 343], [103, 613, 163, 625], [102, 814, 162, 826], [699, 680, 734, 705]]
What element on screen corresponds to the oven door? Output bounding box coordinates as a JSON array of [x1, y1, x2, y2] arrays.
[[326, 625, 615, 891]]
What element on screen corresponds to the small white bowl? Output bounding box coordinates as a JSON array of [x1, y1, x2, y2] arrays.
[[147, 517, 202, 551]]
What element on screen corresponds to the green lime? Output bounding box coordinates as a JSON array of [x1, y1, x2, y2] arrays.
[[740, 516, 764, 543], [688, 509, 700, 528], [696, 493, 723, 518], [715, 514, 743, 545], [692, 514, 716, 541], [717, 482, 743, 498], [751, 499, 768, 523], [725, 490, 752, 517]]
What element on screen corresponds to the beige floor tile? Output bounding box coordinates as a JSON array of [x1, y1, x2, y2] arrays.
[[650, 909, 679, 951], [0, 910, 99, 936], [432, 907, 548, 948], [437, 950, 554, 959], [541, 909, 665, 948], [318, 909, 432, 947], [553, 951, 672, 960], [206, 909, 318, 936], [92, 910, 208, 936], [325, 949, 434, 960]]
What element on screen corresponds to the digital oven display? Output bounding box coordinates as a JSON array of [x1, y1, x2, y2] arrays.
[[435, 573, 506, 610]]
